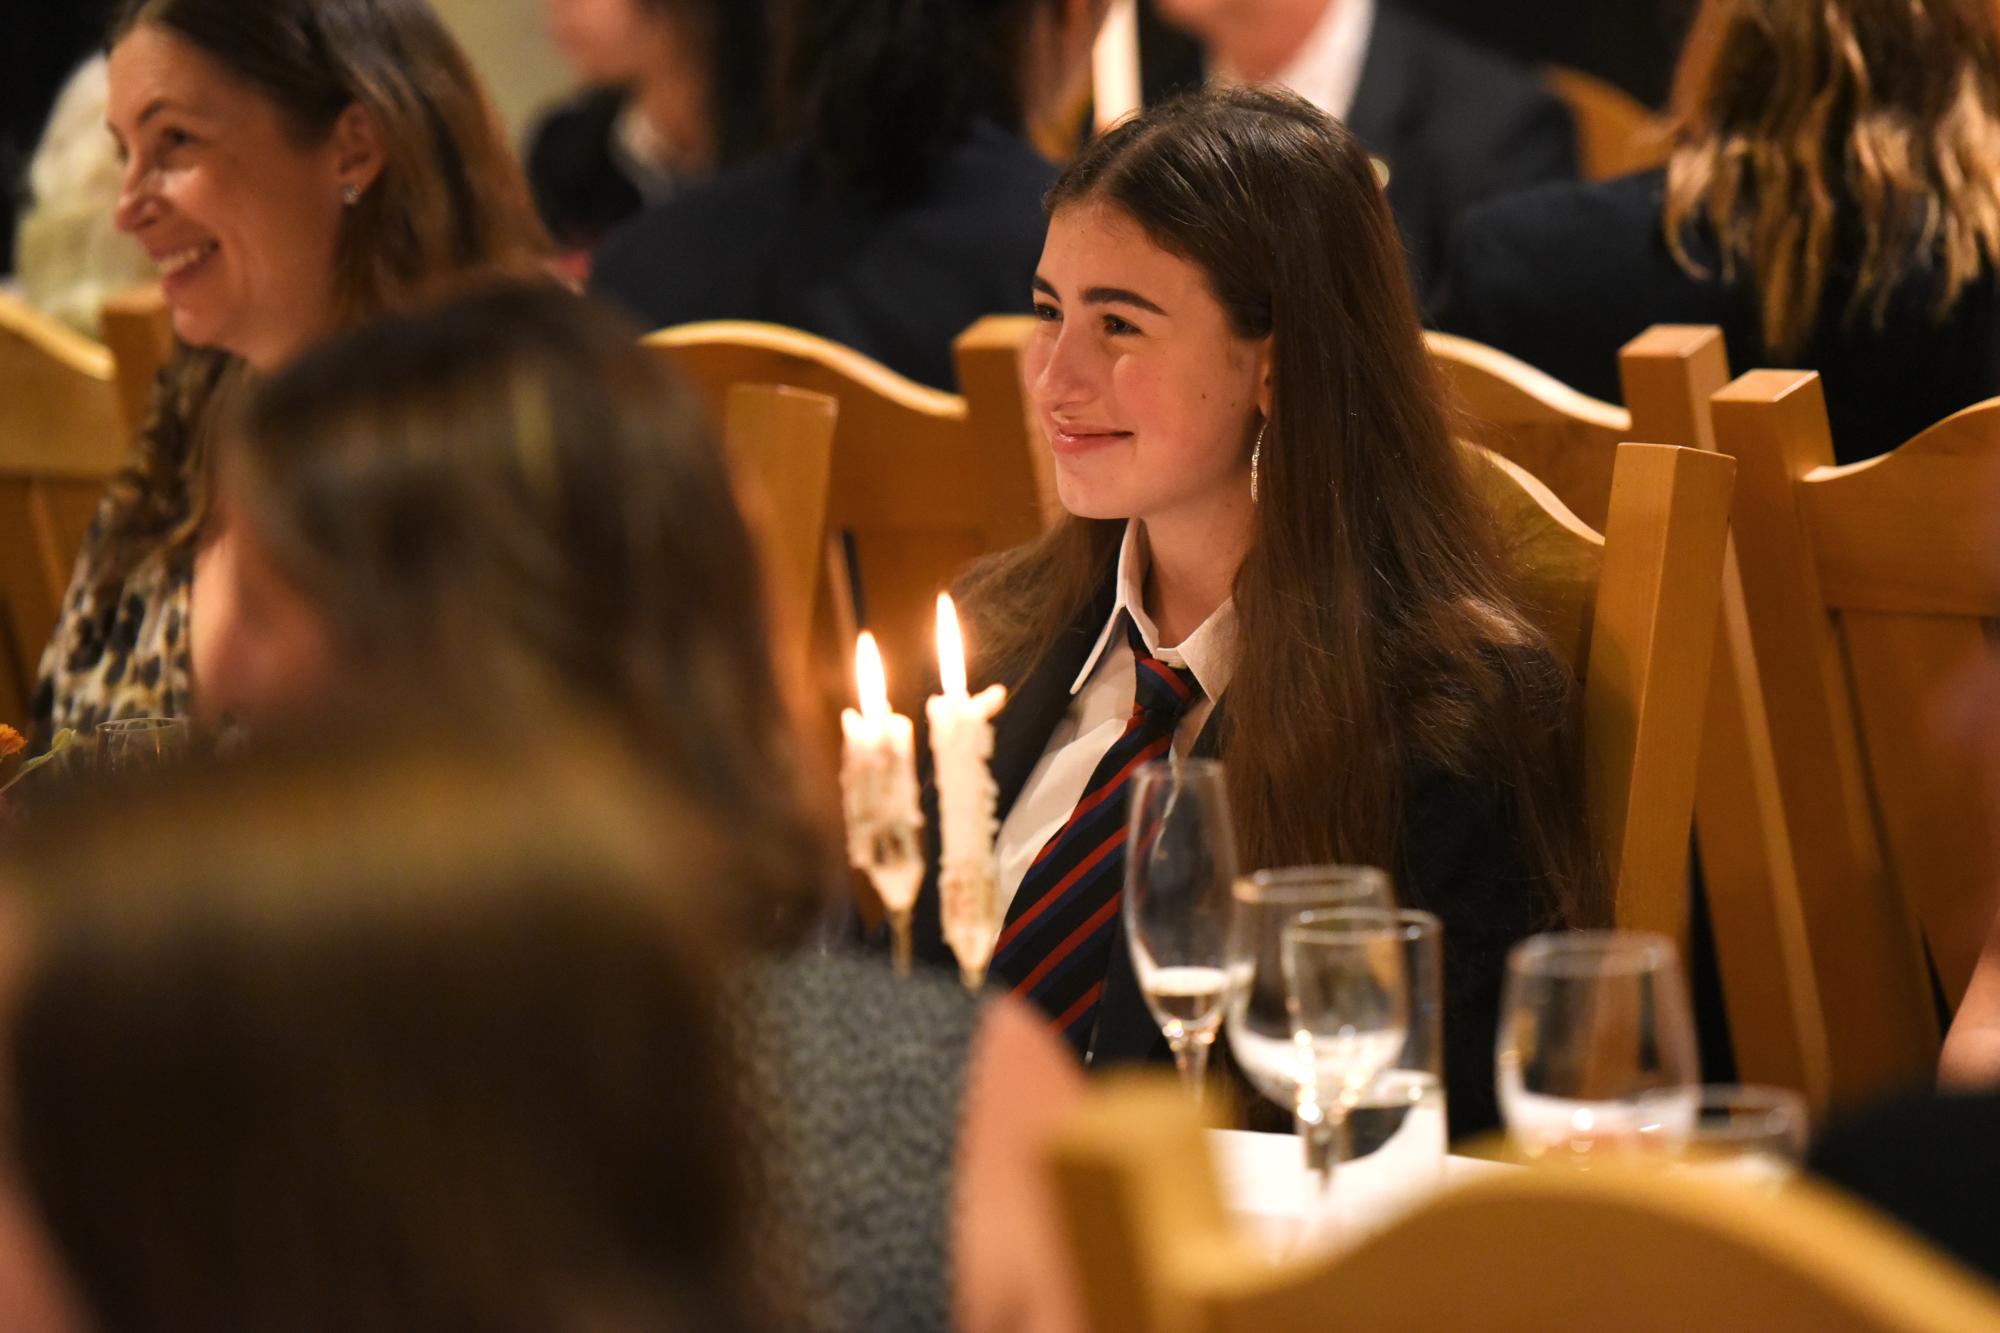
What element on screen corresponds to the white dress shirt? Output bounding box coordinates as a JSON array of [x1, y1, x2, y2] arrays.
[[993, 522, 1238, 919], [1220, 0, 1377, 122]]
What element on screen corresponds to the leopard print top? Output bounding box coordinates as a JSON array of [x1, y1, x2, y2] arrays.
[[31, 495, 192, 744]]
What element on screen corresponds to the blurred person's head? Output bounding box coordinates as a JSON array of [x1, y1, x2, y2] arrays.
[[967, 86, 1599, 922], [1150, 0, 1333, 81], [543, 0, 771, 172], [13, 56, 155, 338], [203, 281, 834, 942], [778, 0, 1108, 203], [0, 721, 763, 1331], [1667, 0, 2000, 356]]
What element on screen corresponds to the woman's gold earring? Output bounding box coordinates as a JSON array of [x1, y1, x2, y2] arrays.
[[1251, 422, 1265, 504]]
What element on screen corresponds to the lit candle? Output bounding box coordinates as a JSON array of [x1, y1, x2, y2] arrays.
[[926, 593, 1007, 988], [840, 631, 924, 973]]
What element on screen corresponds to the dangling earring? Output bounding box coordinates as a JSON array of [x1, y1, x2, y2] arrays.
[[1250, 421, 1265, 504], [341, 183, 361, 207]]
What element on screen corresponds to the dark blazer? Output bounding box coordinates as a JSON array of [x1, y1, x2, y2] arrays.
[[525, 87, 649, 254], [906, 576, 1556, 1140], [1137, 2, 1578, 310], [588, 119, 1057, 392], [1437, 169, 2000, 465]]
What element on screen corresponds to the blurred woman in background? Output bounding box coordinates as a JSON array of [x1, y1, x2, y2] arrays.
[[32, 0, 548, 742], [1440, 0, 2000, 463]]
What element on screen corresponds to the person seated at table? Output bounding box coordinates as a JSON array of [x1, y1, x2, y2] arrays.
[[525, 0, 772, 264], [1141, 0, 1578, 310], [197, 282, 1087, 1333], [0, 723, 769, 1331], [1437, 0, 2000, 465], [912, 86, 1603, 1140], [29, 0, 550, 745], [589, 0, 1106, 391]]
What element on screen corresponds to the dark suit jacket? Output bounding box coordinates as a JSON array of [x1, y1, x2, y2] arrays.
[[1138, 2, 1578, 311], [1437, 169, 2000, 465], [588, 119, 1056, 392], [905, 577, 1556, 1140]]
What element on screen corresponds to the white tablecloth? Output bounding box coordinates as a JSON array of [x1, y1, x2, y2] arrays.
[[1207, 1128, 1510, 1253]]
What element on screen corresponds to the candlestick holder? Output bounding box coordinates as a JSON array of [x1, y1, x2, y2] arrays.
[[850, 816, 924, 976], [940, 861, 999, 991]]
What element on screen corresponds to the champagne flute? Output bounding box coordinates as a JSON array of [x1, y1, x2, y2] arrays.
[[1224, 867, 1394, 1184], [95, 716, 191, 775], [1283, 911, 1410, 1203], [1125, 759, 1237, 1099], [1496, 931, 1700, 1164]]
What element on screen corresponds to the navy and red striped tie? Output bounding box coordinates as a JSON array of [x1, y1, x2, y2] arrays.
[[992, 618, 1203, 1053]]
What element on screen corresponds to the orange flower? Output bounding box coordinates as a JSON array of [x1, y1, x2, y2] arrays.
[[0, 725, 24, 762]]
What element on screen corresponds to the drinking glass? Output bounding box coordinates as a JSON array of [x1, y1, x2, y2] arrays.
[[1225, 868, 1394, 1180], [95, 717, 191, 775], [1679, 1084, 1809, 1189], [1283, 911, 1410, 1196], [1125, 759, 1238, 1099], [1331, 910, 1447, 1198], [1496, 931, 1700, 1164]]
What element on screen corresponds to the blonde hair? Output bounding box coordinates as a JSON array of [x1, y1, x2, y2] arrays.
[[13, 57, 155, 337], [1665, 0, 2000, 355]]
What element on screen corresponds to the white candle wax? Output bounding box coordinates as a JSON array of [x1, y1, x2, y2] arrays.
[[926, 593, 1007, 879], [839, 632, 922, 881]]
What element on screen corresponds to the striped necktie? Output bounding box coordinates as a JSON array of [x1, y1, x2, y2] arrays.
[[992, 618, 1203, 1052]]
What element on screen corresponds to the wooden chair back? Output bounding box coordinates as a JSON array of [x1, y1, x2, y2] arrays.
[[1048, 1078, 2000, 1333], [1543, 65, 1672, 182], [98, 283, 174, 438], [1466, 439, 1735, 936], [644, 317, 1053, 717], [717, 382, 837, 681], [0, 292, 130, 727], [1710, 373, 2000, 1104]]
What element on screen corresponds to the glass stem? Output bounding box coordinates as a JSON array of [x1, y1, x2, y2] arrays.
[[1298, 1098, 1349, 1199], [1170, 1032, 1213, 1103]]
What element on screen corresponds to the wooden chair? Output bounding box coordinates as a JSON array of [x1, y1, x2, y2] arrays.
[[98, 282, 174, 437], [1709, 374, 2000, 1106], [0, 292, 131, 728], [1543, 65, 1672, 182], [643, 317, 1053, 718], [1048, 1078, 2000, 1333], [1466, 438, 1735, 935], [716, 382, 837, 681]]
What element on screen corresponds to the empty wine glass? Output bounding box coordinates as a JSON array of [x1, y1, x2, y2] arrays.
[[1496, 931, 1700, 1165], [96, 717, 191, 775], [1225, 868, 1394, 1182], [1679, 1084, 1809, 1189], [1125, 759, 1238, 1099], [1284, 910, 1410, 1198]]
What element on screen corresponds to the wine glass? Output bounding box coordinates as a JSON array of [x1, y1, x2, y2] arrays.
[[95, 717, 191, 775], [1679, 1084, 1809, 1190], [1496, 931, 1700, 1164], [1283, 910, 1410, 1199], [1224, 868, 1394, 1180], [1125, 759, 1237, 1099]]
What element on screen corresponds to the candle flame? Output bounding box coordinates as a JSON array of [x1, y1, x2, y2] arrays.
[[855, 631, 890, 719], [936, 592, 968, 697]]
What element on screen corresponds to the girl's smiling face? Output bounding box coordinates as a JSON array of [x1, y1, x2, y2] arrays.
[[108, 24, 368, 371], [1024, 201, 1272, 531]]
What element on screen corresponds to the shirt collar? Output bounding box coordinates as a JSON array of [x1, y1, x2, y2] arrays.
[[1263, 0, 1377, 122], [1070, 521, 1238, 701]]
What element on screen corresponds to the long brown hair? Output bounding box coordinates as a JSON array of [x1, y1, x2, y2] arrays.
[[224, 282, 836, 945], [1665, 0, 2000, 356], [97, 0, 551, 591], [963, 87, 1599, 927], [0, 721, 765, 1332]]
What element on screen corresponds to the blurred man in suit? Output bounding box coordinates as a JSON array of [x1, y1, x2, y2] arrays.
[[1143, 0, 1576, 311]]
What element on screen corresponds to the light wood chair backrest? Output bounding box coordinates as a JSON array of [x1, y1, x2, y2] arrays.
[[0, 292, 131, 727], [1710, 373, 2000, 1104], [1048, 1078, 2000, 1333], [717, 382, 837, 681], [1467, 439, 1735, 936], [644, 317, 1053, 717], [1543, 65, 1673, 182], [98, 283, 174, 438]]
